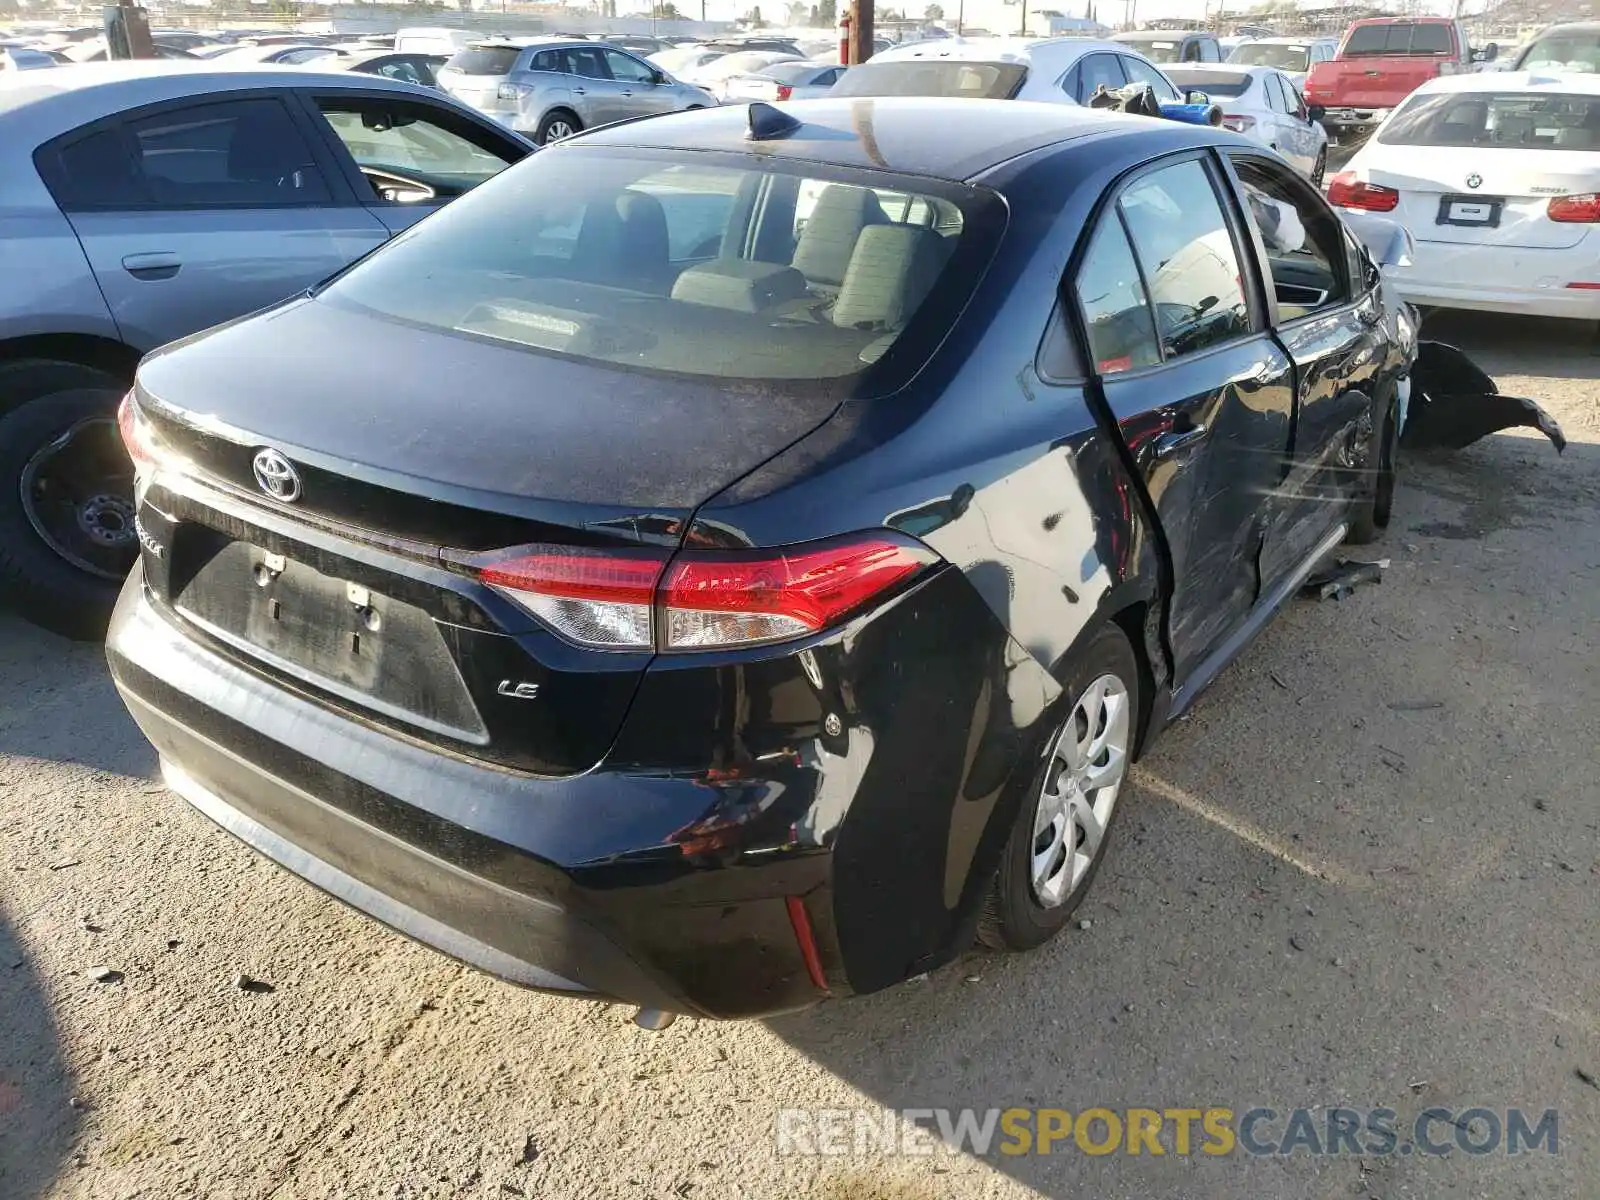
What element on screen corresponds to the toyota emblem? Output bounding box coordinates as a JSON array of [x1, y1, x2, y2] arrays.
[[1466, 173, 1483, 189], [252, 448, 301, 503]]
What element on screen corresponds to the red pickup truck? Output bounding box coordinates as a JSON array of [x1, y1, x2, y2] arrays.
[[1304, 17, 1491, 139]]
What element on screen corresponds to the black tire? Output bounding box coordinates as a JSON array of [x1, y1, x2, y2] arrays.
[[1347, 392, 1399, 545], [534, 109, 582, 145], [977, 623, 1140, 953], [0, 380, 134, 641], [1312, 148, 1327, 189]]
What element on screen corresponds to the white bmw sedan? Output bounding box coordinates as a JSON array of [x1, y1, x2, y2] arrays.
[[1329, 71, 1600, 319]]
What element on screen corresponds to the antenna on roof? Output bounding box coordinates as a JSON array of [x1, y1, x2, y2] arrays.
[[746, 101, 802, 141]]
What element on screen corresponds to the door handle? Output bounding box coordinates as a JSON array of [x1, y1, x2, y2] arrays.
[[1153, 424, 1209, 460], [121, 252, 181, 278], [571, 86, 586, 94]]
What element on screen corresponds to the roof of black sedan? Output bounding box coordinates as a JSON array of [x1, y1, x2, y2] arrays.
[[576, 97, 1209, 181]]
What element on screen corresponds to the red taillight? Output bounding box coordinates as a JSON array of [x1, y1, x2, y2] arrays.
[[660, 536, 933, 650], [458, 534, 937, 652], [775, 83, 793, 100], [1326, 172, 1399, 213], [1221, 113, 1255, 133], [117, 391, 158, 470], [1548, 193, 1600, 223]]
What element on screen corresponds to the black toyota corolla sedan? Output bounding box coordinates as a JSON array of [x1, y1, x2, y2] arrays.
[[108, 98, 1414, 1022]]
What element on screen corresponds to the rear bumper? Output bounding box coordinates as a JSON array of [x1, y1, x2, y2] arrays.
[[107, 568, 832, 1019], [1318, 106, 1391, 131], [1384, 240, 1600, 319]]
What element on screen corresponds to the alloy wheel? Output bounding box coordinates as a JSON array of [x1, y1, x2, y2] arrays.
[[545, 119, 576, 142], [1030, 674, 1131, 908]]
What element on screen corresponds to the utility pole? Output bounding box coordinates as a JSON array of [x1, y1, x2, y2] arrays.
[[848, 0, 873, 64]]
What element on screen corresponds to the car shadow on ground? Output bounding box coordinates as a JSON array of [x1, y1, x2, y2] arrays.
[[0, 615, 155, 779], [0, 914, 77, 1198]]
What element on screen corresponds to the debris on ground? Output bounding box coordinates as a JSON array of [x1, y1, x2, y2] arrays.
[[1404, 341, 1566, 453], [1304, 557, 1387, 601], [234, 973, 275, 994], [1387, 699, 1444, 712], [89, 966, 122, 984], [1575, 1066, 1600, 1091]]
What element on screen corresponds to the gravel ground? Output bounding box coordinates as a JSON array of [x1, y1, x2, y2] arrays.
[[2, 311, 1597, 1200]]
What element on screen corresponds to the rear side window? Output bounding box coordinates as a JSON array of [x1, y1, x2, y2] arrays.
[[1342, 23, 1453, 56], [42, 99, 330, 210], [1118, 159, 1251, 360], [1075, 217, 1160, 375], [444, 46, 521, 75], [1379, 91, 1600, 150], [319, 148, 1001, 393]]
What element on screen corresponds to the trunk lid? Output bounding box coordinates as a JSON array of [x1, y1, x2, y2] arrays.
[[133, 296, 841, 775], [1362, 144, 1600, 248]]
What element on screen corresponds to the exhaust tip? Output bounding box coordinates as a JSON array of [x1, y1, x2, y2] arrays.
[[633, 1007, 677, 1031]]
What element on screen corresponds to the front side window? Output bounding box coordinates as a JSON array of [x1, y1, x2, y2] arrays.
[[564, 46, 612, 80], [1074, 217, 1160, 375], [1231, 156, 1348, 320], [1118, 159, 1251, 359], [1077, 53, 1127, 100], [1122, 55, 1179, 100], [605, 49, 656, 84], [319, 148, 1000, 391], [314, 100, 517, 196]]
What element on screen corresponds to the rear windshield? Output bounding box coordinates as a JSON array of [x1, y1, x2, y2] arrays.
[[319, 147, 1002, 395], [1228, 42, 1310, 71], [1517, 33, 1600, 71], [759, 61, 824, 84], [1343, 23, 1453, 56], [1379, 91, 1600, 149], [1166, 69, 1252, 97], [830, 60, 1027, 99], [442, 45, 521, 75]]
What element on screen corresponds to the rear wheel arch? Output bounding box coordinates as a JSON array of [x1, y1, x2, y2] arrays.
[[0, 336, 140, 415]]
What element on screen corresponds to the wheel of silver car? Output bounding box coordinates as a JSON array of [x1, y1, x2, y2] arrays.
[[0, 383, 132, 641], [978, 623, 1140, 952], [536, 111, 581, 144], [1029, 674, 1131, 908]]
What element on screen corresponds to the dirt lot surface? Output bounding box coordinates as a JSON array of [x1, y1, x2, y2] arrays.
[[2, 311, 1597, 1200]]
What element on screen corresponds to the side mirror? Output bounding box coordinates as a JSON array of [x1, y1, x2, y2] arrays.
[[652, 68, 668, 84], [1307, 103, 1326, 122], [1185, 89, 1209, 104]]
